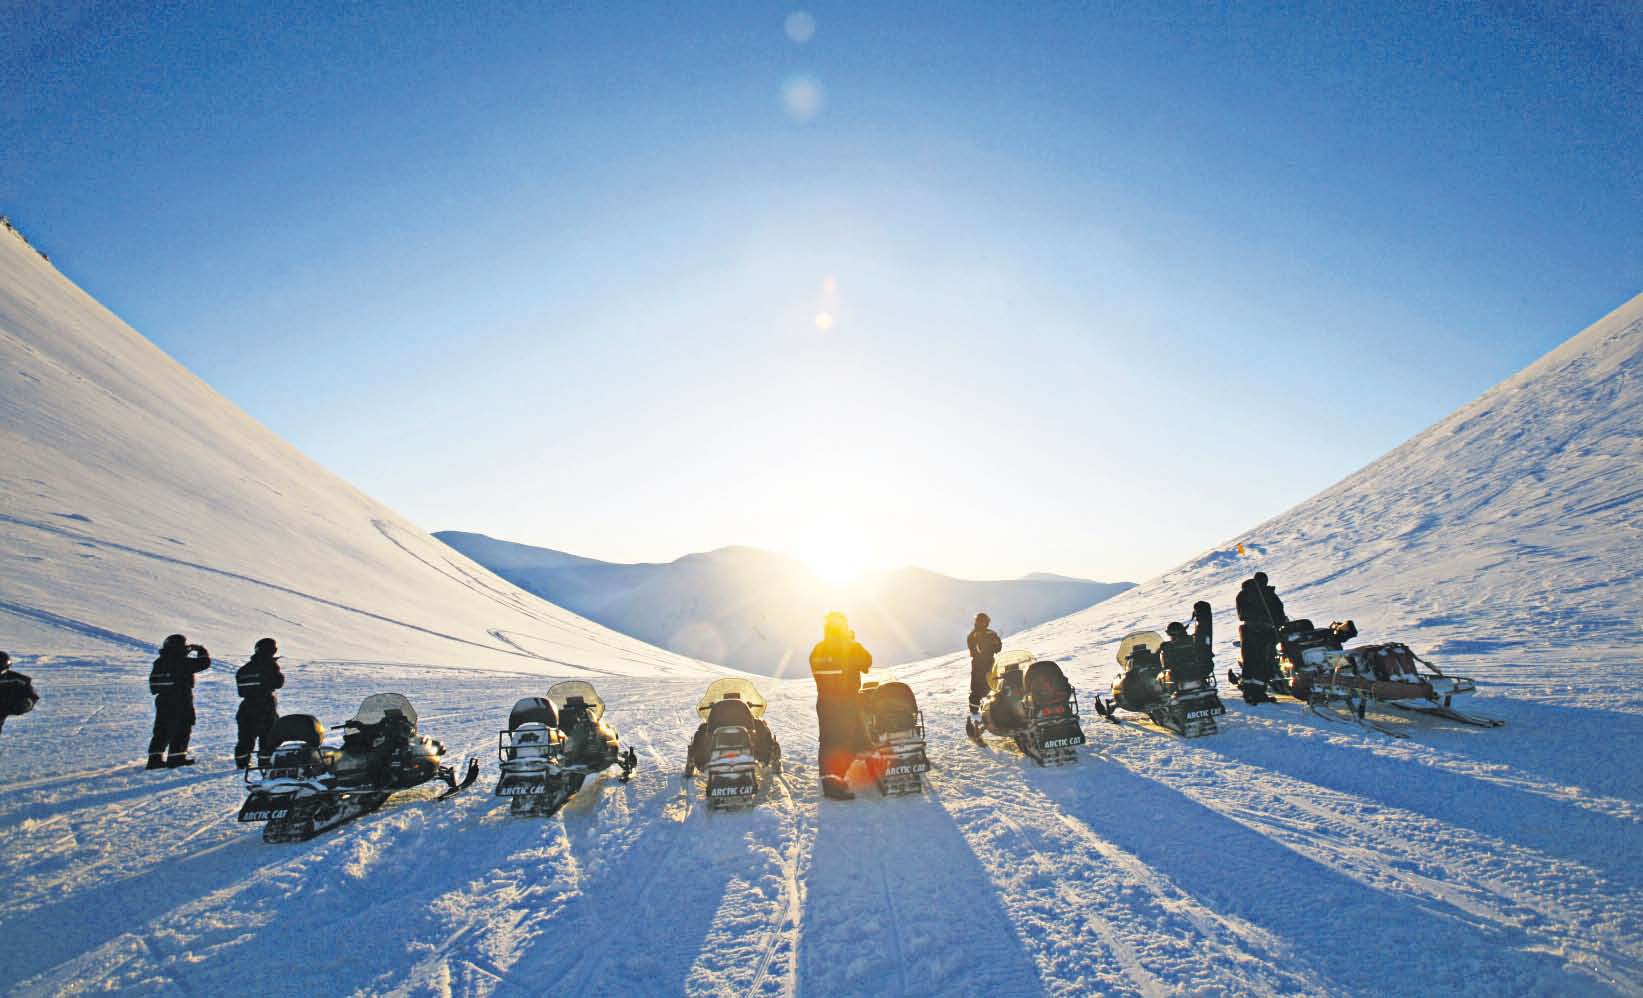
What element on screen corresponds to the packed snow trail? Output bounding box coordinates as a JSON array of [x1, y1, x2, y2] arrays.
[[2, 656, 1636, 995]]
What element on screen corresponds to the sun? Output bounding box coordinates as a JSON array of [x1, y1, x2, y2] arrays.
[[797, 512, 873, 584]]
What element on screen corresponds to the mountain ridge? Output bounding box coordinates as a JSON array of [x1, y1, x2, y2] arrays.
[[436, 530, 1135, 676]]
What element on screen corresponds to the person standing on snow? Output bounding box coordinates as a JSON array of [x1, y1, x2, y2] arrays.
[[147, 634, 211, 769], [809, 611, 872, 801], [1234, 573, 1286, 704], [234, 638, 285, 769], [0, 651, 40, 739], [966, 612, 1002, 733]]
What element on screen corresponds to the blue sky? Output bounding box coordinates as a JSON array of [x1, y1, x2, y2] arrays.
[[3, 1, 1639, 582]]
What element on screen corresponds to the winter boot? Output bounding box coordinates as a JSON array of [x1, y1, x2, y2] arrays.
[[234, 754, 250, 770], [821, 775, 855, 801], [1240, 681, 1272, 705], [146, 754, 166, 770], [166, 754, 197, 768]]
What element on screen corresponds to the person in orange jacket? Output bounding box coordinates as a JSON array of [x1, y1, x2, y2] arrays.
[[809, 611, 872, 801]]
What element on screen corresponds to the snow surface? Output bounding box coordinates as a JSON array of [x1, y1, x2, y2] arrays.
[[1, 223, 1639, 996], [435, 532, 1132, 677]]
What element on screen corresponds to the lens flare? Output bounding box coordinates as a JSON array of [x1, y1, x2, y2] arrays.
[[815, 312, 835, 331], [784, 11, 816, 43], [781, 75, 825, 122]]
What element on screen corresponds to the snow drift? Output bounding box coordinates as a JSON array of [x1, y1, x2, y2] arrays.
[[0, 225, 714, 677]]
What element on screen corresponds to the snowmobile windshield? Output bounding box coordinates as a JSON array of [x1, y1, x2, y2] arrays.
[[989, 650, 1036, 691], [696, 677, 767, 720], [1116, 631, 1165, 668], [547, 681, 605, 723], [351, 693, 418, 727]]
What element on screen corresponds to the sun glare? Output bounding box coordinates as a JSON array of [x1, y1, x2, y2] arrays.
[[797, 512, 872, 584]]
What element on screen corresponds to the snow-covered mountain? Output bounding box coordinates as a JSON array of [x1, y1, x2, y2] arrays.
[[436, 532, 1134, 676], [0, 223, 713, 677], [0, 218, 1636, 998], [974, 292, 1643, 697]]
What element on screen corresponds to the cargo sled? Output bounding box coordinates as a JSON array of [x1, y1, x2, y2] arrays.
[[1234, 619, 1504, 736]]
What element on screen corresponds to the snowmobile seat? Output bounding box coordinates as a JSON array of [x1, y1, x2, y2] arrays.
[[1161, 638, 1210, 685], [1025, 660, 1073, 706], [270, 713, 325, 748], [509, 696, 557, 731], [863, 682, 920, 732], [707, 697, 757, 732]]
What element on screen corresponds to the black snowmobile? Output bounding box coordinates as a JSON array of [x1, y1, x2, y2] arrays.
[[1095, 628, 1226, 736], [1253, 619, 1503, 737], [495, 682, 637, 817], [857, 675, 930, 796], [685, 678, 781, 810], [239, 693, 479, 843], [966, 649, 1087, 765]]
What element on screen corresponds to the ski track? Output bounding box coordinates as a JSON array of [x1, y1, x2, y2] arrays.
[[1, 659, 1640, 996]]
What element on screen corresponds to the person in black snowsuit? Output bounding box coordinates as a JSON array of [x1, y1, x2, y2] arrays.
[[966, 612, 1003, 728], [234, 637, 285, 769], [809, 611, 872, 801], [147, 634, 211, 769], [0, 651, 41, 739], [1234, 573, 1286, 704]]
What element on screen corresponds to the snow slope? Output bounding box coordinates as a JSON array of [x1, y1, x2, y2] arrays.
[[0, 226, 714, 678], [436, 532, 1133, 676], [0, 223, 1638, 998]]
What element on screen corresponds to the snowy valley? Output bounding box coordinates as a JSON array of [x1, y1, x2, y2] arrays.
[[434, 532, 1132, 677], [1, 222, 1639, 996]]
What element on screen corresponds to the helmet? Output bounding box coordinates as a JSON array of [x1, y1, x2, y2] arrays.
[[1253, 572, 1268, 586], [0, 650, 9, 668], [975, 612, 991, 627], [254, 637, 278, 654], [823, 611, 849, 635], [1166, 621, 1188, 637], [162, 634, 187, 650], [1192, 601, 1210, 615]]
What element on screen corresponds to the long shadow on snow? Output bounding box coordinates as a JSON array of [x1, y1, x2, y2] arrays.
[[4, 784, 547, 993], [495, 777, 731, 995], [1204, 706, 1641, 887], [799, 789, 1044, 997], [1025, 762, 1605, 996], [1346, 696, 1643, 803], [0, 769, 230, 831]]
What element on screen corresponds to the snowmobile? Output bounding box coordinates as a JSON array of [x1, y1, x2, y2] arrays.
[[966, 649, 1087, 765], [1095, 629, 1226, 737], [495, 682, 637, 817], [238, 693, 479, 843], [1233, 619, 1504, 736], [685, 677, 781, 810], [857, 674, 931, 796]]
